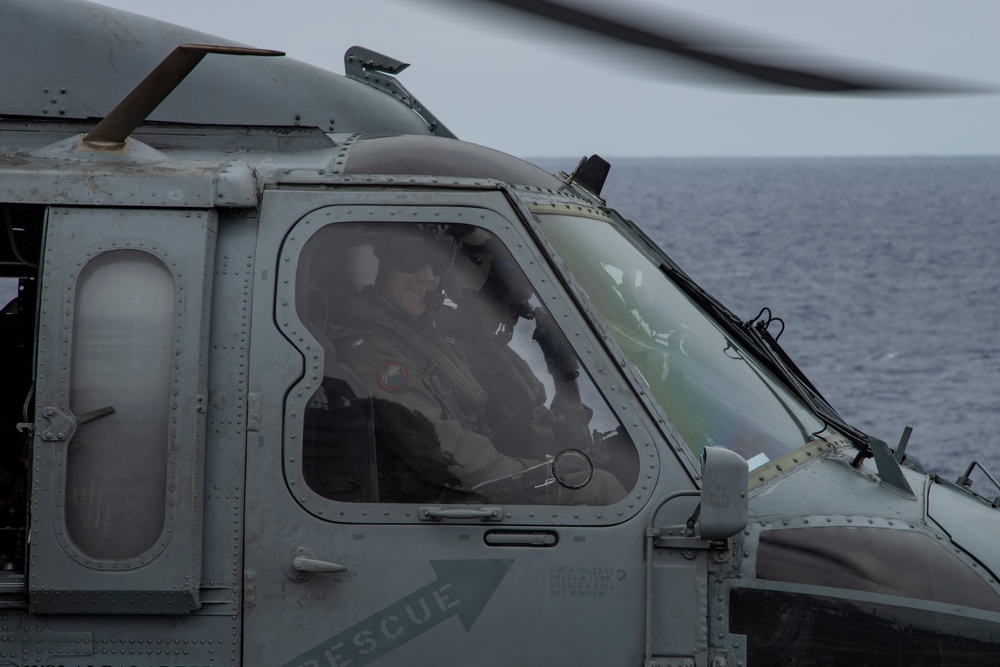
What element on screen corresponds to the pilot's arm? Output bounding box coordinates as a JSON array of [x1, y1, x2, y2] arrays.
[[532, 307, 595, 444]]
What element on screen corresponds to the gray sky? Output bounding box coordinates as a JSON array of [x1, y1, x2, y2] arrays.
[[86, 0, 999, 159]]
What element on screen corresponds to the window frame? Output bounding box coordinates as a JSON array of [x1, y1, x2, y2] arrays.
[[274, 195, 660, 526]]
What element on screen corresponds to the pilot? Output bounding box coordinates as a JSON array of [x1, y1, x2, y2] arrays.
[[329, 223, 625, 505], [437, 239, 593, 461]]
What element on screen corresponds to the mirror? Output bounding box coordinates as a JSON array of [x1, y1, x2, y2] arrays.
[[699, 446, 749, 540], [552, 449, 594, 490]]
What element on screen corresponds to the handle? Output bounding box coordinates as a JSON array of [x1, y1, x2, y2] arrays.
[[419, 506, 503, 521], [292, 557, 347, 574]]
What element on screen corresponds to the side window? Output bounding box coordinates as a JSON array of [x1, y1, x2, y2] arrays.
[[65, 250, 172, 559], [294, 221, 639, 505]]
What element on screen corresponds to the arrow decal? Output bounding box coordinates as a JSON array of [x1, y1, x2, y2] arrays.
[[282, 559, 514, 667]]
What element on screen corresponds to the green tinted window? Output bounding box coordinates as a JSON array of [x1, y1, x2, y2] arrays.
[[535, 212, 825, 465]]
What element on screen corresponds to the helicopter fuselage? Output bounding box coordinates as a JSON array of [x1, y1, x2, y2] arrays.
[[3, 2, 1000, 666]]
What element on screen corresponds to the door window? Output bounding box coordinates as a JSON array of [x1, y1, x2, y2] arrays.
[[65, 250, 172, 559], [287, 219, 640, 507]]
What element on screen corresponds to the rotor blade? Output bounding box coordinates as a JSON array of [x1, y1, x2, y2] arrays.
[[459, 0, 990, 94]]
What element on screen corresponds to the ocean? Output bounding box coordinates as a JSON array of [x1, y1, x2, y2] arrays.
[[536, 155, 1000, 483], [4, 156, 998, 483]]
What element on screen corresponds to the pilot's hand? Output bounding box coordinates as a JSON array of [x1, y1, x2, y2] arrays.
[[532, 308, 579, 382]]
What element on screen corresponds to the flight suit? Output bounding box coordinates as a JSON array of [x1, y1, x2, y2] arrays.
[[437, 295, 594, 461], [330, 292, 624, 504]]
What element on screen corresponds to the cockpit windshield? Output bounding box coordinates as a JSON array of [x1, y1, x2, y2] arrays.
[[534, 211, 827, 468]]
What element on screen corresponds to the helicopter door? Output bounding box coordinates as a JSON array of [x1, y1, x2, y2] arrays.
[[244, 188, 661, 666], [28, 207, 216, 613]]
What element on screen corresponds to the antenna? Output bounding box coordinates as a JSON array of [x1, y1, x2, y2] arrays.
[[81, 43, 284, 151], [569, 155, 611, 197]]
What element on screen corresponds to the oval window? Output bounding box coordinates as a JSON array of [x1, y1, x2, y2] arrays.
[[65, 250, 172, 560]]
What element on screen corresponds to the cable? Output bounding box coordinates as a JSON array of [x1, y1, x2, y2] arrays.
[[4, 210, 38, 269]]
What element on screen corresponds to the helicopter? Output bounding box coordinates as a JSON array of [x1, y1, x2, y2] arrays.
[[2, 1, 1000, 666]]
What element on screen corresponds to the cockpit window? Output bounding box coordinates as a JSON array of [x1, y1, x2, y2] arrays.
[[731, 588, 1000, 667], [533, 212, 826, 466], [293, 221, 638, 505], [756, 527, 1000, 612], [732, 527, 1000, 666]]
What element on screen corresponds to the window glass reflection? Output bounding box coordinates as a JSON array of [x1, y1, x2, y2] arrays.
[[66, 250, 171, 559], [534, 212, 826, 465], [296, 222, 638, 505], [732, 589, 1000, 667], [756, 527, 1000, 612]]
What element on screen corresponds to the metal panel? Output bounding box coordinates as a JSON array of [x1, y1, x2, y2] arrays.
[[0, 0, 434, 136], [28, 207, 216, 614], [242, 186, 660, 666]]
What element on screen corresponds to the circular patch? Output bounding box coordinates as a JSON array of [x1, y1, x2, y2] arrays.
[[377, 361, 409, 392]]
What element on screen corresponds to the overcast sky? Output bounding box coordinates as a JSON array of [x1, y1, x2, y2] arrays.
[[84, 0, 999, 160], [3, 1, 998, 435]]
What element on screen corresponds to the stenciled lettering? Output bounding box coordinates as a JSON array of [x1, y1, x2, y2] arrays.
[[280, 559, 513, 667], [380, 615, 404, 640], [323, 642, 351, 667], [432, 583, 460, 613], [405, 598, 431, 624], [353, 629, 377, 655]]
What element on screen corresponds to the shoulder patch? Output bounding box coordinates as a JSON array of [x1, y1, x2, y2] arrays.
[[377, 361, 409, 392]]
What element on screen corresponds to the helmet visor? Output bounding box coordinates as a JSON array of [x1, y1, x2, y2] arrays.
[[380, 234, 457, 276]]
